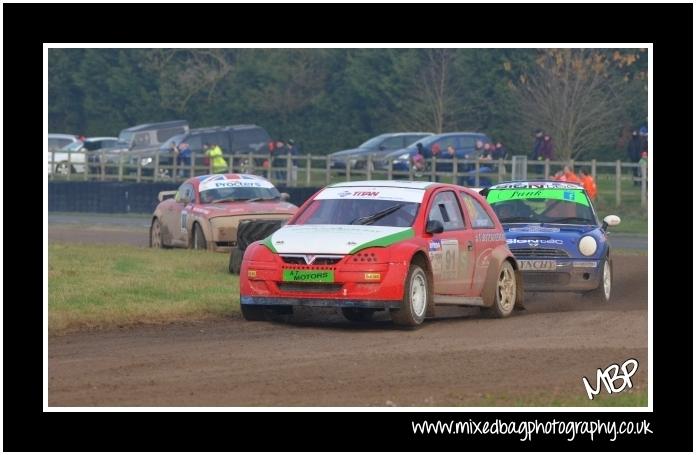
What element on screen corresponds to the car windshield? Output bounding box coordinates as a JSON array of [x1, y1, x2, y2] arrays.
[[199, 186, 280, 203], [160, 134, 185, 151], [295, 199, 420, 227], [486, 188, 596, 224], [62, 141, 84, 152], [118, 131, 134, 145], [358, 135, 388, 150]]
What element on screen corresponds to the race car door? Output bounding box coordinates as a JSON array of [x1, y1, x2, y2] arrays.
[[460, 191, 500, 295], [425, 190, 476, 296], [161, 182, 194, 247]]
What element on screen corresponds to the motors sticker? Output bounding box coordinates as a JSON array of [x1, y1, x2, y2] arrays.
[[180, 210, 188, 233], [315, 186, 425, 203]]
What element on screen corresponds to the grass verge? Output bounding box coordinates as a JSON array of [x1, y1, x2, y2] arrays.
[[49, 243, 239, 335]]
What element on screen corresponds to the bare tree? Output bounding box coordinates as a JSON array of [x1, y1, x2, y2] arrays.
[[515, 49, 626, 160], [398, 49, 473, 133], [147, 49, 237, 113]]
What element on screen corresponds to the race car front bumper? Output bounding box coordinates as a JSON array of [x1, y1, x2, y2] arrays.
[[516, 258, 603, 292], [240, 259, 409, 309]]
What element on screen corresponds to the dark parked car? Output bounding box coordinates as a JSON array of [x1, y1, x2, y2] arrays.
[[329, 132, 433, 172], [383, 132, 494, 185], [151, 124, 272, 175]]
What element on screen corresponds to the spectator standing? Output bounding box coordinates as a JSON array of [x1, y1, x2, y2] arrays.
[[627, 129, 642, 186], [177, 142, 192, 178], [578, 168, 597, 200], [538, 134, 555, 161], [204, 142, 228, 174], [562, 165, 581, 183], [532, 129, 544, 160], [272, 140, 287, 181]]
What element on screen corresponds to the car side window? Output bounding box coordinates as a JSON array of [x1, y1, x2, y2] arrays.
[[380, 136, 404, 150], [428, 191, 465, 231], [134, 132, 151, 147], [460, 192, 495, 228], [186, 135, 203, 153], [176, 183, 194, 203]]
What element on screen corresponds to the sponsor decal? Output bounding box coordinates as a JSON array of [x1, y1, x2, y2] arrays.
[[429, 240, 442, 251], [509, 226, 561, 233], [315, 187, 425, 203], [518, 260, 557, 271], [573, 261, 598, 268], [475, 232, 506, 242], [476, 247, 493, 268], [364, 273, 381, 280], [487, 188, 589, 207], [430, 239, 458, 279], [507, 238, 564, 245], [192, 207, 210, 215], [180, 210, 188, 233], [282, 269, 334, 283], [247, 270, 257, 278], [491, 182, 583, 189]]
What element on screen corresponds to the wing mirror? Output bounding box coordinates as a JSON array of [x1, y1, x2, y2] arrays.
[[426, 220, 444, 234], [601, 215, 621, 230], [280, 192, 290, 202]]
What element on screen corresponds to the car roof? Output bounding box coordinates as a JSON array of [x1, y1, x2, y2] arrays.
[[48, 133, 78, 140], [188, 173, 273, 186], [188, 124, 265, 134], [328, 180, 437, 190], [85, 136, 119, 142], [121, 120, 188, 132], [488, 180, 584, 189], [380, 132, 434, 137]]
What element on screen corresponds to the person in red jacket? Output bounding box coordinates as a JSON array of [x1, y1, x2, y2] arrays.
[[578, 168, 597, 200]]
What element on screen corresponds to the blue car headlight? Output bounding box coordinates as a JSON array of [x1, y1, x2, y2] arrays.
[[579, 235, 598, 256]]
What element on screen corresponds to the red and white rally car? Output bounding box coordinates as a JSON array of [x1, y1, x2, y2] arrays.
[[240, 181, 523, 326], [150, 174, 297, 252]]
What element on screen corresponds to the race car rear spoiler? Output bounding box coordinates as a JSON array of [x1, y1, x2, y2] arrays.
[[158, 190, 177, 202]]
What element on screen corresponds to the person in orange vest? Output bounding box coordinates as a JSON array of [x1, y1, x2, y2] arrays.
[[578, 168, 597, 200], [562, 165, 582, 184]]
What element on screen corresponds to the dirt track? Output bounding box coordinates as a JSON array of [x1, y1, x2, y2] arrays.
[[49, 250, 648, 406]]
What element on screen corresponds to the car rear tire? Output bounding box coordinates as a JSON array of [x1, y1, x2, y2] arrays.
[[390, 264, 428, 327], [585, 258, 612, 303], [228, 247, 243, 274], [341, 307, 375, 322], [240, 304, 267, 321], [193, 223, 207, 250], [150, 218, 163, 248], [481, 260, 516, 318]]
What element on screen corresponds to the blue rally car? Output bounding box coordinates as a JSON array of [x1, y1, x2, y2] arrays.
[[480, 181, 621, 302]]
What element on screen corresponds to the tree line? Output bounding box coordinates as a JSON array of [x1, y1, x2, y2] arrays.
[[49, 48, 647, 160]]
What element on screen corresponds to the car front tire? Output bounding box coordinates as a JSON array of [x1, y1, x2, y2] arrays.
[[229, 247, 243, 274], [481, 260, 517, 318], [193, 223, 207, 250], [585, 258, 612, 303], [390, 264, 429, 327], [150, 218, 163, 248]]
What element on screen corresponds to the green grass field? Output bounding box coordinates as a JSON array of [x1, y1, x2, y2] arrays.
[[49, 243, 239, 334], [459, 388, 648, 407]]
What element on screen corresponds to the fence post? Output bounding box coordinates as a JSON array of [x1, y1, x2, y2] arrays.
[[83, 154, 89, 181], [544, 159, 550, 179], [640, 160, 647, 208], [408, 160, 414, 181], [117, 155, 123, 181], [209, 153, 213, 174], [387, 159, 393, 180], [50, 150, 55, 180], [615, 160, 621, 207], [154, 150, 160, 182], [452, 155, 458, 185], [591, 159, 597, 180], [497, 159, 504, 183], [286, 153, 292, 186], [66, 153, 72, 181], [136, 157, 142, 183], [366, 155, 373, 180], [247, 152, 254, 175], [325, 156, 331, 186], [346, 160, 351, 182], [100, 152, 106, 181], [306, 154, 312, 186], [474, 160, 480, 187], [431, 156, 436, 181], [569, 158, 574, 172], [190, 152, 196, 178]]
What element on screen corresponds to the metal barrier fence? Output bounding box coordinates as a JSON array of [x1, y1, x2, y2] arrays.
[[48, 151, 648, 208]]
